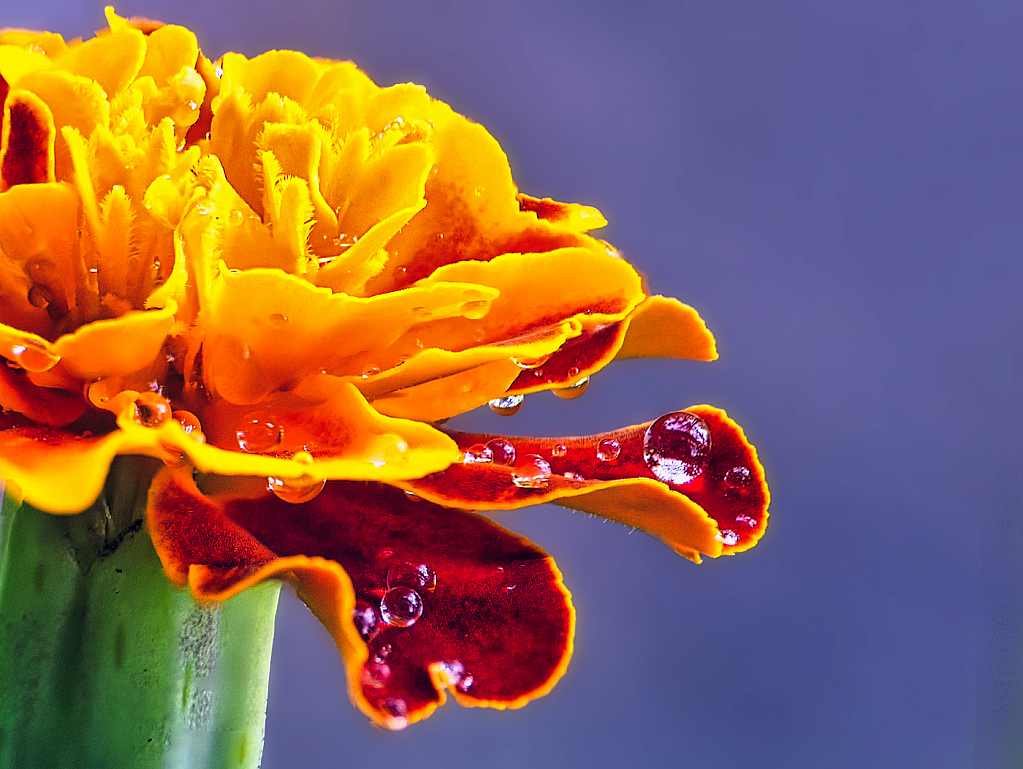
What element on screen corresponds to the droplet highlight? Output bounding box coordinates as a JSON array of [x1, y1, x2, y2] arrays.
[[512, 454, 552, 489], [550, 444, 568, 458], [596, 438, 621, 462], [132, 392, 171, 428], [463, 443, 494, 464], [489, 394, 524, 416], [486, 438, 516, 466], [236, 411, 283, 453], [724, 466, 752, 489], [387, 562, 437, 593], [553, 375, 589, 400], [267, 474, 326, 504], [379, 586, 423, 628], [353, 601, 380, 640], [643, 411, 711, 486]]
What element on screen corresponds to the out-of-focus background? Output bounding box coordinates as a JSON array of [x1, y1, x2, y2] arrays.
[[10, 1, 1022, 766]]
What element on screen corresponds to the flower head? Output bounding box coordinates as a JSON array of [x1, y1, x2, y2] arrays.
[[0, 9, 768, 729]]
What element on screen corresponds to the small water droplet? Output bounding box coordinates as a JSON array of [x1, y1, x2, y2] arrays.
[[550, 444, 568, 458], [353, 601, 379, 640], [380, 586, 423, 628], [27, 285, 51, 309], [512, 454, 552, 489], [643, 411, 711, 486], [716, 529, 739, 546], [567, 366, 580, 378], [133, 392, 171, 427], [735, 514, 758, 528], [456, 672, 474, 692], [387, 562, 436, 593], [495, 566, 505, 573], [403, 489, 423, 502], [362, 659, 390, 688], [8, 341, 58, 372], [486, 439, 516, 466], [489, 394, 524, 416], [236, 411, 283, 453], [362, 365, 381, 378], [724, 466, 752, 489], [512, 355, 549, 370], [373, 643, 392, 662], [268, 312, 288, 327], [380, 697, 409, 729], [267, 475, 326, 504], [172, 410, 205, 442], [553, 375, 589, 399], [463, 443, 494, 464], [563, 471, 586, 482], [596, 438, 621, 462]]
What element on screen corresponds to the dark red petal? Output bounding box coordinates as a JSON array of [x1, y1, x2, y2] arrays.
[[147, 471, 574, 729], [0, 92, 55, 190], [404, 405, 769, 559], [0, 363, 87, 427], [507, 322, 624, 393]]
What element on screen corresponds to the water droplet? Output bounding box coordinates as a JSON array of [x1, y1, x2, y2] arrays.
[[512, 454, 552, 489], [268, 313, 288, 327], [724, 466, 752, 489], [456, 672, 474, 692], [563, 471, 586, 482], [380, 697, 409, 729], [353, 601, 379, 640], [489, 394, 524, 416], [567, 366, 580, 378], [267, 475, 326, 504], [486, 439, 516, 466], [363, 656, 391, 688], [373, 643, 392, 662], [512, 355, 549, 370], [550, 444, 568, 458], [403, 489, 423, 502], [735, 514, 758, 528], [596, 438, 621, 462], [439, 660, 474, 692], [643, 411, 711, 486], [362, 365, 381, 378], [236, 411, 283, 453], [27, 285, 51, 309], [553, 375, 589, 399], [380, 586, 423, 628], [133, 392, 171, 427], [716, 529, 739, 546], [8, 341, 58, 372], [172, 410, 205, 442], [387, 562, 436, 593], [495, 566, 505, 573], [463, 443, 494, 464]]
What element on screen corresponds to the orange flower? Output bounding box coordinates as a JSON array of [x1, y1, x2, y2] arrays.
[[0, 9, 768, 729]]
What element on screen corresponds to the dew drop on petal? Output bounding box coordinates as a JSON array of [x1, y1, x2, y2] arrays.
[[486, 438, 516, 466], [267, 475, 326, 504], [362, 659, 391, 688], [353, 600, 380, 640], [373, 643, 392, 662], [596, 438, 621, 462], [735, 514, 759, 528], [403, 489, 423, 502], [553, 375, 589, 400], [380, 698, 409, 730], [643, 411, 711, 485], [133, 392, 171, 427], [463, 443, 494, 464], [512, 454, 552, 489], [362, 365, 381, 378], [550, 444, 568, 458], [9, 341, 59, 372], [268, 313, 288, 328], [236, 411, 283, 453], [456, 672, 474, 693], [716, 529, 739, 546], [512, 355, 549, 370], [380, 587, 423, 628], [172, 410, 206, 443], [724, 466, 752, 489], [387, 562, 437, 593], [489, 394, 524, 416], [563, 471, 585, 482]]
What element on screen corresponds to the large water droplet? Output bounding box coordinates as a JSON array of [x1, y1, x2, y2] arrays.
[[9, 341, 59, 372], [380, 697, 409, 730], [489, 394, 524, 416], [267, 474, 325, 504], [463, 443, 494, 464], [439, 660, 474, 692], [512, 355, 549, 370], [486, 438, 516, 466], [643, 411, 711, 485], [553, 375, 589, 400], [236, 411, 283, 453], [353, 601, 380, 640], [133, 392, 171, 428], [596, 438, 621, 462], [512, 454, 552, 489], [380, 586, 423, 628], [387, 562, 437, 593], [172, 410, 205, 443], [724, 466, 752, 489]]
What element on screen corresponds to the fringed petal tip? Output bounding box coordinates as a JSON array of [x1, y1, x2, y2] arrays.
[[146, 470, 575, 730], [402, 405, 769, 561]]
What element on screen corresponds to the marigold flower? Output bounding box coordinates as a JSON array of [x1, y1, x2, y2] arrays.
[[0, 8, 769, 731]]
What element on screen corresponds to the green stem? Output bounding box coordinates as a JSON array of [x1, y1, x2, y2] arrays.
[[0, 457, 281, 769]]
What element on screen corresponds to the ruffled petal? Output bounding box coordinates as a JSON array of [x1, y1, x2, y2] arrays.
[[147, 470, 574, 730], [401, 405, 769, 562]]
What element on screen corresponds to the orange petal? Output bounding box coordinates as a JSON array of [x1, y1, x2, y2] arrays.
[[401, 405, 769, 562], [615, 295, 718, 362], [147, 470, 574, 730]]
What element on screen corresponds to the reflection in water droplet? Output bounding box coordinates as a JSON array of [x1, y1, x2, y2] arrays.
[[463, 443, 494, 464], [643, 411, 711, 486], [27, 285, 51, 309], [362, 365, 381, 378], [172, 410, 205, 442], [486, 439, 516, 466], [456, 672, 474, 692], [724, 466, 752, 489], [267, 475, 326, 504], [553, 375, 589, 400], [236, 411, 283, 453], [439, 660, 474, 692], [387, 562, 437, 593], [550, 444, 568, 458], [403, 489, 423, 502], [735, 514, 758, 528], [380, 698, 409, 730], [133, 392, 171, 427], [512, 355, 549, 370], [563, 471, 585, 482], [716, 529, 739, 546], [380, 586, 423, 628], [373, 643, 392, 662], [353, 601, 379, 640], [489, 394, 524, 416], [512, 454, 552, 489], [596, 438, 621, 462]]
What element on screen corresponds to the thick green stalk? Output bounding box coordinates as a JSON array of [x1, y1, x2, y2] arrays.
[[0, 458, 281, 769]]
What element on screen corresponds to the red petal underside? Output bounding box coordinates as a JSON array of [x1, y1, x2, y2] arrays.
[[507, 323, 624, 393], [407, 405, 769, 556], [1, 94, 54, 189], [147, 473, 574, 728], [0, 364, 87, 427]]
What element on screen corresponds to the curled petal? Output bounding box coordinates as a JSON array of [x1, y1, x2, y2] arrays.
[[614, 295, 718, 362], [146, 470, 574, 730], [402, 405, 769, 561], [516, 193, 607, 232]]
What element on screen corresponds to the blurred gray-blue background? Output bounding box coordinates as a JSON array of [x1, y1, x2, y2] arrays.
[[10, 1, 1022, 766]]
